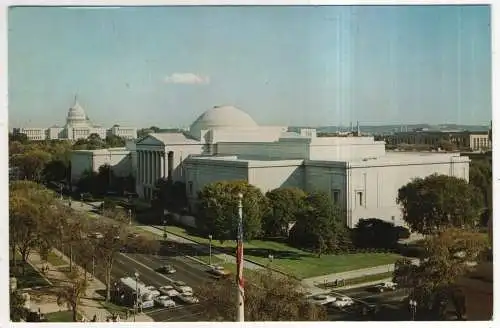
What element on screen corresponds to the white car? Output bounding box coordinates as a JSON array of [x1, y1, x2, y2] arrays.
[[154, 295, 176, 308], [331, 296, 354, 308], [145, 286, 161, 298], [208, 265, 230, 277], [176, 293, 199, 304], [159, 285, 180, 297], [309, 294, 336, 306], [375, 282, 398, 292], [173, 281, 193, 294]]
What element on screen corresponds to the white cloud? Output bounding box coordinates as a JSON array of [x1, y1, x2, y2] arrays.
[[164, 73, 210, 85]]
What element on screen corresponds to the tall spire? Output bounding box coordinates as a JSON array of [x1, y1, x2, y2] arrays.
[[74, 93, 78, 105], [357, 121, 360, 136]]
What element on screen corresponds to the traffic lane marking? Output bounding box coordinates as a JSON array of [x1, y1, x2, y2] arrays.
[[118, 252, 175, 283]]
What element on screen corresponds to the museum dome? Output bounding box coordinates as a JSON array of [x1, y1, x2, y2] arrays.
[[189, 105, 258, 138]]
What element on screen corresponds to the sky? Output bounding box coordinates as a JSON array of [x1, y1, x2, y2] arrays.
[[8, 5, 492, 128]]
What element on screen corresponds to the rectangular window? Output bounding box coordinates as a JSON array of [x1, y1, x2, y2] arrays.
[[332, 190, 340, 204], [357, 191, 364, 207], [188, 181, 193, 195]]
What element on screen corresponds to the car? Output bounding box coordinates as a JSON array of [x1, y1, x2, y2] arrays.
[[154, 295, 176, 308], [309, 294, 336, 306], [173, 281, 193, 294], [208, 265, 230, 277], [176, 293, 199, 305], [331, 296, 354, 308], [128, 233, 140, 239], [88, 232, 104, 239], [159, 285, 180, 297], [145, 286, 161, 298], [374, 282, 398, 293], [156, 265, 176, 274]]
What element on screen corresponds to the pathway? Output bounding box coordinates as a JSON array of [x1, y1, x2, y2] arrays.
[[25, 249, 153, 322]]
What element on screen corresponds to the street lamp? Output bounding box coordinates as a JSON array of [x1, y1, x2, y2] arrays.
[[134, 271, 140, 322], [128, 209, 132, 226], [208, 234, 213, 266], [163, 219, 168, 241], [409, 299, 417, 320], [268, 254, 274, 270]]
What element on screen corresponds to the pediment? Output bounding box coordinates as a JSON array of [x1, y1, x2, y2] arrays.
[[136, 135, 165, 146]]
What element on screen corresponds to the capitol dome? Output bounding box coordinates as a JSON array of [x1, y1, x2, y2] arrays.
[[189, 105, 258, 139], [66, 99, 90, 127]]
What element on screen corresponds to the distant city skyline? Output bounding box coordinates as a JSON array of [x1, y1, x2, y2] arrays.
[[8, 5, 492, 128]]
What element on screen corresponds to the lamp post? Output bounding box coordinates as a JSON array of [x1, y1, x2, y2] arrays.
[[128, 209, 132, 226], [409, 299, 417, 321], [163, 219, 168, 241], [268, 254, 274, 270], [209, 234, 213, 266], [134, 271, 139, 322]]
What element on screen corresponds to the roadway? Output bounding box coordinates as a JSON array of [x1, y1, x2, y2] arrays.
[[111, 249, 217, 321]]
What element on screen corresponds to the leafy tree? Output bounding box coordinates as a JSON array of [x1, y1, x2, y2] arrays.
[[43, 159, 68, 182], [10, 291, 28, 322], [56, 269, 88, 322], [397, 174, 483, 235], [393, 228, 489, 319], [469, 159, 492, 226], [264, 187, 307, 238], [9, 132, 28, 144], [154, 179, 188, 212], [199, 270, 326, 321], [352, 218, 401, 250], [288, 191, 349, 256], [105, 134, 126, 148], [11, 149, 51, 181], [197, 180, 268, 242]]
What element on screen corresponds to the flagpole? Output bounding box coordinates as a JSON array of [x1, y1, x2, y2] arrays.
[[236, 192, 245, 322]]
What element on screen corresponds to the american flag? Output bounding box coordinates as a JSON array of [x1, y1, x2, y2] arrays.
[[236, 219, 244, 297]]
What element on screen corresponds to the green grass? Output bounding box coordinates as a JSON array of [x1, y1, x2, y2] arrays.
[[194, 255, 237, 274], [164, 225, 401, 279], [44, 310, 79, 322], [46, 251, 66, 267]]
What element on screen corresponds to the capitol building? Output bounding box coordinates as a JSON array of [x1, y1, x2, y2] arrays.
[[70, 105, 470, 228], [13, 98, 137, 141]]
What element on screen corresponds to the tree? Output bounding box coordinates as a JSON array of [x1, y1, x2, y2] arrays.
[[397, 174, 483, 235], [56, 269, 88, 322], [393, 228, 489, 319], [43, 159, 68, 182], [197, 180, 268, 242], [469, 159, 492, 226], [352, 218, 401, 250], [94, 224, 125, 302], [105, 134, 126, 148], [9, 181, 55, 271], [9, 132, 28, 144], [154, 179, 188, 212], [264, 187, 307, 238], [199, 270, 326, 321], [288, 191, 349, 256], [10, 291, 28, 322], [11, 149, 51, 181]]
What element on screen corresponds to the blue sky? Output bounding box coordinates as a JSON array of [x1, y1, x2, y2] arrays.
[[8, 5, 491, 128]]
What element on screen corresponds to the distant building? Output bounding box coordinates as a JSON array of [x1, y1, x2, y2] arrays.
[[385, 130, 491, 151], [13, 97, 137, 141]]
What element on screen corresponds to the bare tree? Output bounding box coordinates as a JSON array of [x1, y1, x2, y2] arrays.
[[95, 224, 124, 302], [56, 268, 88, 322]]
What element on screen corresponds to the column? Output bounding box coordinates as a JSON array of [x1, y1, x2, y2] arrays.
[[153, 151, 158, 185], [163, 151, 167, 179], [149, 151, 153, 185], [160, 151, 165, 178], [137, 151, 141, 185], [141, 151, 145, 184]]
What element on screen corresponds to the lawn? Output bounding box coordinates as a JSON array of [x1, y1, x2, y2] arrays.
[[9, 254, 51, 289], [99, 301, 129, 316], [317, 271, 394, 289], [194, 255, 237, 274], [163, 225, 401, 279], [46, 251, 66, 267], [44, 310, 79, 322]]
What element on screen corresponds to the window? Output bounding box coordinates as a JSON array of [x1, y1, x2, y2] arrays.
[[332, 190, 340, 204], [188, 181, 193, 195], [356, 191, 364, 207]]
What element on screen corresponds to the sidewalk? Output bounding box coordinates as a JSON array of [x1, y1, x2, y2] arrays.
[[27, 249, 153, 322]]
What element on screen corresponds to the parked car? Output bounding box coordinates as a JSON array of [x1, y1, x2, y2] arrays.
[[154, 295, 176, 308], [173, 281, 193, 294], [156, 265, 176, 274], [309, 294, 336, 306], [176, 293, 199, 305], [145, 286, 161, 298], [159, 285, 180, 298], [331, 296, 354, 308], [374, 282, 398, 293]]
